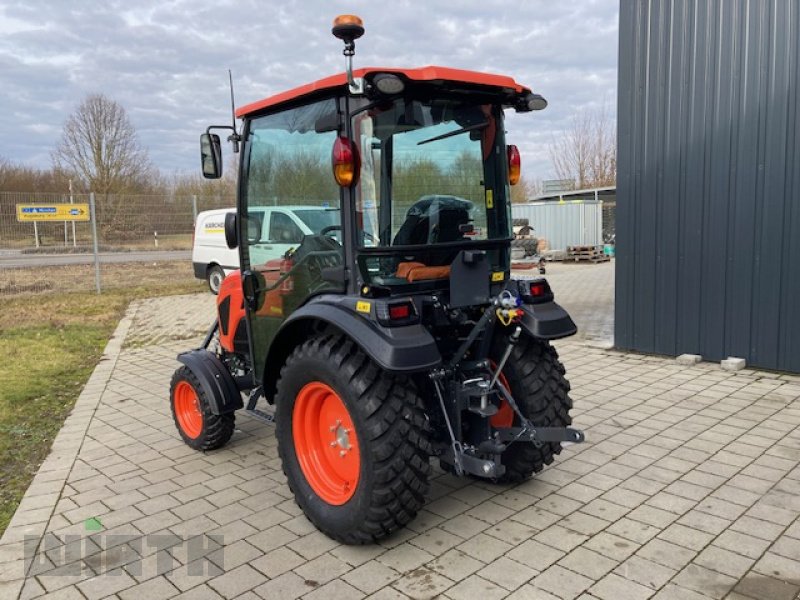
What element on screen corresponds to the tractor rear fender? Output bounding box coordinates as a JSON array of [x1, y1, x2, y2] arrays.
[[518, 301, 577, 340], [177, 350, 244, 415], [262, 301, 442, 402]]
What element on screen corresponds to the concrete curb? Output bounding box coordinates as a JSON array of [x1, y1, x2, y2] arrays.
[[0, 302, 139, 599]]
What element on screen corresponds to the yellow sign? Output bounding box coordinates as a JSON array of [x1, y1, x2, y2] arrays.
[[491, 271, 505, 282], [16, 204, 90, 222], [485, 189, 494, 209], [356, 301, 371, 314]]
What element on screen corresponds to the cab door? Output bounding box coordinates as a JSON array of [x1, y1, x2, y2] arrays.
[[240, 98, 345, 383]]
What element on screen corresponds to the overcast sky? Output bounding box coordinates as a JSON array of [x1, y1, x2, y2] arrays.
[[0, 0, 618, 183]]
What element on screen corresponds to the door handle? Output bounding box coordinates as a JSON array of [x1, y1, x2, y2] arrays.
[[241, 270, 260, 310]]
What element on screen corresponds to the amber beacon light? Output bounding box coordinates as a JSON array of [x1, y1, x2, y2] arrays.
[[332, 15, 364, 41]]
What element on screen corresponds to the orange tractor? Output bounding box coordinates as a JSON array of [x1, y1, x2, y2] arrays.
[[170, 15, 583, 543]]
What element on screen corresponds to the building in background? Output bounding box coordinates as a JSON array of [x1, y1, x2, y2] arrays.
[[616, 0, 800, 372]]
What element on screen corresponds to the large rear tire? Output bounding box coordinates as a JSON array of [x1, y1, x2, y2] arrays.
[[490, 335, 573, 483], [275, 334, 431, 544], [170, 366, 235, 451]]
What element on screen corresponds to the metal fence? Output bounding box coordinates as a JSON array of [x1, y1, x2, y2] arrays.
[[0, 192, 233, 297]]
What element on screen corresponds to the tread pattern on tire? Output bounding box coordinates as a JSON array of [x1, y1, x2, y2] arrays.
[[276, 334, 432, 544], [494, 335, 572, 483], [170, 366, 235, 451]]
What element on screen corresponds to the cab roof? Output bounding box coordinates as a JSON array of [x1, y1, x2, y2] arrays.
[[236, 66, 532, 118]]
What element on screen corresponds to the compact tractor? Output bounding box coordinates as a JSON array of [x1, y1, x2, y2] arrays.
[[170, 15, 583, 543]]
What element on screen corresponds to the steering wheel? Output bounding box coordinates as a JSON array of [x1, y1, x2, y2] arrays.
[[320, 225, 341, 237]]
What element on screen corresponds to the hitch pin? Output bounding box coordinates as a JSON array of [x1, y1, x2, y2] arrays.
[[490, 326, 521, 388]]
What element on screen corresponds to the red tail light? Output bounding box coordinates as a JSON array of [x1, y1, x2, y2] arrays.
[[377, 300, 418, 326], [332, 136, 360, 187], [519, 279, 553, 304], [530, 283, 546, 297], [507, 144, 521, 185], [389, 304, 411, 319]]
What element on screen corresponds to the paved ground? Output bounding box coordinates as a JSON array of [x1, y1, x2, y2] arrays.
[[525, 261, 615, 343], [2, 263, 800, 600]]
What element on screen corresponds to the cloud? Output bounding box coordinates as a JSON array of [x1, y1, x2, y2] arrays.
[[0, 0, 618, 182]]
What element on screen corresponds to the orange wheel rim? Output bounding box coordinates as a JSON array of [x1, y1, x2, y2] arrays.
[[292, 382, 360, 505], [174, 381, 203, 439], [490, 362, 515, 428]]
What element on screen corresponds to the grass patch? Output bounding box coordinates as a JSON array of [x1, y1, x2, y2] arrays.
[[0, 280, 204, 535]]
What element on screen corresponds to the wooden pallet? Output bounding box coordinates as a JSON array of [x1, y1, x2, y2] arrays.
[[566, 245, 611, 263]]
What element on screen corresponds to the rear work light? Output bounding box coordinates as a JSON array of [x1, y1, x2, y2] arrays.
[[332, 136, 360, 187], [507, 145, 521, 185]]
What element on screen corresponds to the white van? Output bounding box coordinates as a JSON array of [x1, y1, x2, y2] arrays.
[[192, 205, 341, 293]]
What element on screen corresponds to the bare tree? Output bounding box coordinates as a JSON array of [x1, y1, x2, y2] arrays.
[[510, 176, 543, 204], [549, 103, 616, 190], [52, 93, 151, 194]]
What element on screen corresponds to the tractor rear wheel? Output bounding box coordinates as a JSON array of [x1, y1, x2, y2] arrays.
[[170, 366, 235, 451], [490, 335, 572, 483], [275, 334, 431, 544]]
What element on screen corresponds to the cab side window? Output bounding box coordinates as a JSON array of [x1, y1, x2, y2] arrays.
[[269, 212, 304, 244]]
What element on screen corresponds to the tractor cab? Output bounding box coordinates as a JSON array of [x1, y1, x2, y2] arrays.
[[174, 15, 582, 545]]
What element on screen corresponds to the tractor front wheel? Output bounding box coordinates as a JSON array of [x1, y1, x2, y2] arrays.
[[275, 334, 431, 544], [490, 335, 573, 483], [169, 367, 235, 451]]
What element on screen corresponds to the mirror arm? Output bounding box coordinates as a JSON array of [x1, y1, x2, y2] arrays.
[[206, 125, 241, 153]]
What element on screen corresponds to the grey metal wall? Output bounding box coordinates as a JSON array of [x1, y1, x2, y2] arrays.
[[512, 201, 603, 251], [616, 0, 800, 372]]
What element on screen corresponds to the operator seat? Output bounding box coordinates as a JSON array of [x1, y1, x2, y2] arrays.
[[392, 195, 474, 268]]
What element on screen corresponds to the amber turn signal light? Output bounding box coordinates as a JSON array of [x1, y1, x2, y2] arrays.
[[332, 136, 360, 187], [507, 144, 521, 185]]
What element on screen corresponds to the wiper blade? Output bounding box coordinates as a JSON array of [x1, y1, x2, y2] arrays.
[[417, 121, 489, 146]]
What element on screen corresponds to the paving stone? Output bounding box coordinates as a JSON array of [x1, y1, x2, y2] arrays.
[[304, 578, 366, 600], [733, 575, 800, 600], [118, 575, 180, 600], [377, 543, 435, 574], [428, 548, 483, 582], [409, 527, 463, 556], [529, 564, 593, 600], [613, 555, 676, 590], [253, 571, 310, 600], [456, 533, 513, 563], [477, 556, 537, 591], [583, 531, 640, 561], [342, 559, 400, 594], [206, 563, 266, 598], [76, 567, 138, 598], [752, 551, 800, 582], [392, 566, 454, 599], [293, 552, 351, 584], [672, 563, 737, 599], [590, 573, 655, 600], [636, 538, 697, 571], [445, 573, 510, 600], [558, 546, 618, 580]]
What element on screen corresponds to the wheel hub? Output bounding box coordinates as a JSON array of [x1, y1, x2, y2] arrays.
[[333, 422, 351, 451]]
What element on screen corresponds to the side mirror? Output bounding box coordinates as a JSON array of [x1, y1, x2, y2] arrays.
[[200, 133, 222, 179], [224, 212, 238, 249]]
